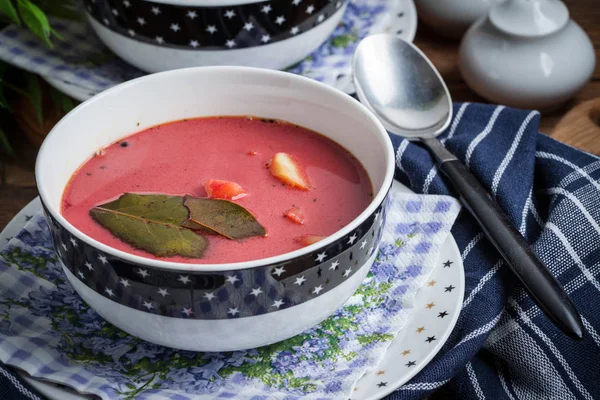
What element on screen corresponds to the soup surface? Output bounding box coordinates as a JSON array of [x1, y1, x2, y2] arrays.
[[61, 117, 372, 264]]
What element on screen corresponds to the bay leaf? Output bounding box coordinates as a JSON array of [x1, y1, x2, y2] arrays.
[[90, 193, 207, 258], [184, 196, 267, 240]]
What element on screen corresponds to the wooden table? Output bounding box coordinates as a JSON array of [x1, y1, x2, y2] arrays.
[[1, 0, 599, 228]]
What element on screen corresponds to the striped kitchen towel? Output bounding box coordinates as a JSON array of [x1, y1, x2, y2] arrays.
[[386, 103, 600, 400], [1, 103, 599, 399]]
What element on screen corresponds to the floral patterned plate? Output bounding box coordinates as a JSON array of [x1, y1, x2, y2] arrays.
[[1, 182, 464, 400], [44, 0, 418, 101]]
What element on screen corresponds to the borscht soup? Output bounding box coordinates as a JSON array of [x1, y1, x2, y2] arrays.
[[61, 116, 373, 264]]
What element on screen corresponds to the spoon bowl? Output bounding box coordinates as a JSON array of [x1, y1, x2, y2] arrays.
[[353, 34, 452, 139]]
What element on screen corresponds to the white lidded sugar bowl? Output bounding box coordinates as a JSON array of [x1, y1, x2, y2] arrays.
[[459, 0, 596, 111]]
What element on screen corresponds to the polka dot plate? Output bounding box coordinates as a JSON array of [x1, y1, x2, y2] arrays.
[[2, 181, 464, 400]]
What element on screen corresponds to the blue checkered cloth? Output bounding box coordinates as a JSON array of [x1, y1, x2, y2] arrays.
[[2, 103, 600, 399]]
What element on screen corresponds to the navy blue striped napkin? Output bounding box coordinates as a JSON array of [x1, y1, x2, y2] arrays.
[[386, 103, 600, 400]]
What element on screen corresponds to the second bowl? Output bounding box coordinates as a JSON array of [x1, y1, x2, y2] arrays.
[[83, 0, 349, 72]]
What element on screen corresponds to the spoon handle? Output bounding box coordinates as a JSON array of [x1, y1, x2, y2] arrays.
[[422, 138, 583, 339]]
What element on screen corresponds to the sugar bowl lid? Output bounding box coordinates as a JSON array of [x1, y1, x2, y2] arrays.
[[488, 0, 569, 37]]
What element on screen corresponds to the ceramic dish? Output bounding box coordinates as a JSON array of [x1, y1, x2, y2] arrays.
[[83, 0, 348, 71], [35, 66, 395, 352], [2, 183, 464, 400], [42, 0, 418, 99], [458, 0, 596, 110]]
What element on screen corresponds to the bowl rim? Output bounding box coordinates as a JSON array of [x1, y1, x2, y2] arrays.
[[36, 66, 395, 273], [140, 0, 303, 7]]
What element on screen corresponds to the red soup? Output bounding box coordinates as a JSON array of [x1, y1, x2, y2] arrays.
[[61, 117, 373, 264]]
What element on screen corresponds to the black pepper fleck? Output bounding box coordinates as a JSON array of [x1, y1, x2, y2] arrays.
[[86, 173, 92, 176], [99, 166, 106, 170], [120, 141, 129, 148]]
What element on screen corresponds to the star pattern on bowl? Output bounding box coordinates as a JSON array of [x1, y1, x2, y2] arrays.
[[84, 0, 347, 50], [43, 201, 386, 320]]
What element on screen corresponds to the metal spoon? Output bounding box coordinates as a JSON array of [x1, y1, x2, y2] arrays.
[[353, 33, 583, 339]]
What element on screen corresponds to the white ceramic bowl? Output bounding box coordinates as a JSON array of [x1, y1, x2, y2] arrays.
[[82, 0, 348, 72], [35, 67, 395, 351]]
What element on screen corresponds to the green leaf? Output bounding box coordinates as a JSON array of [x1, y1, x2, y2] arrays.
[[90, 193, 208, 258], [49, 26, 63, 41], [184, 196, 267, 240], [60, 93, 74, 113], [330, 33, 358, 48], [25, 73, 43, 124], [0, 0, 20, 25], [50, 87, 75, 114], [38, 1, 80, 21], [0, 127, 16, 158], [0, 62, 9, 110], [97, 193, 190, 225], [17, 0, 52, 47], [0, 87, 9, 110]]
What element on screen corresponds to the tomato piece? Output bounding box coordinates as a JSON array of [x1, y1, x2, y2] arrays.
[[284, 207, 305, 225], [204, 179, 247, 201]]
